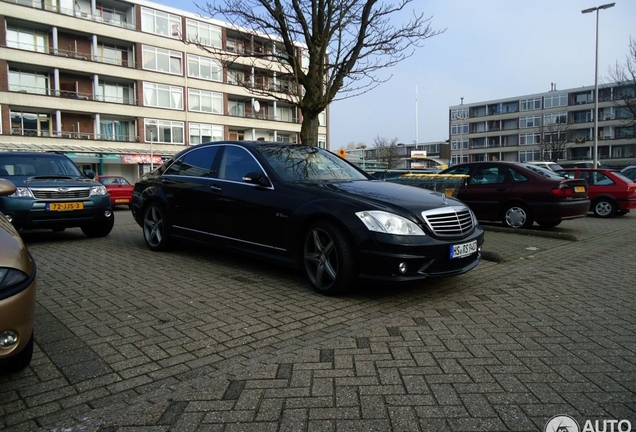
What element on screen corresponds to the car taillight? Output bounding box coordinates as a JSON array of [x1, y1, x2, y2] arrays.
[[551, 184, 574, 196], [628, 186, 636, 198]]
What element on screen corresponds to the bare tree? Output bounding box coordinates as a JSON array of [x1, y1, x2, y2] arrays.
[[373, 135, 400, 169], [197, 0, 443, 146], [608, 37, 636, 130], [538, 115, 571, 162]]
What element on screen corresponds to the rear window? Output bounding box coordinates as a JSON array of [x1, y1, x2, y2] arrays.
[[521, 164, 567, 179]]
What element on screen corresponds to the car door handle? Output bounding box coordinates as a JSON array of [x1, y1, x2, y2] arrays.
[[209, 184, 222, 192]]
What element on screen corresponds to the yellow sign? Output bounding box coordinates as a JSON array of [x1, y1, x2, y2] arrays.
[[337, 149, 347, 158]]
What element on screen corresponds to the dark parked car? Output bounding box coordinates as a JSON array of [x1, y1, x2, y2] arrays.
[[556, 168, 636, 217], [0, 152, 114, 237], [131, 142, 484, 295], [0, 179, 36, 373], [440, 161, 590, 229], [97, 175, 134, 207]]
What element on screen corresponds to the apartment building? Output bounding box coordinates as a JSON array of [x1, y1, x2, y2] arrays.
[[449, 84, 635, 168], [0, 0, 328, 181], [345, 141, 449, 170]]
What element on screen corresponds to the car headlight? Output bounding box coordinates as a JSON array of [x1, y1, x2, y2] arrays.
[[90, 185, 108, 196], [0, 268, 28, 291], [356, 210, 426, 236], [9, 187, 34, 198]]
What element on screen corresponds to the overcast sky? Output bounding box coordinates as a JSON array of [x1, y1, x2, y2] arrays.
[[154, 0, 635, 148]]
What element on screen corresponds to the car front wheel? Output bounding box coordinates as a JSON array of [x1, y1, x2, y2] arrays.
[[592, 199, 617, 218], [303, 221, 356, 295], [143, 203, 177, 251], [502, 203, 533, 229]]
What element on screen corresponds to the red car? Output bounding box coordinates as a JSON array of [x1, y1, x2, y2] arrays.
[[440, 161, 590, 229], [556, 168, 636, 217], [97, 175, 134, 207]]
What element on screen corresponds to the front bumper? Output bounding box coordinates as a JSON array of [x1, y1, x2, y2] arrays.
[[1, 196, 113, 230], [354, 228, 485, 283]]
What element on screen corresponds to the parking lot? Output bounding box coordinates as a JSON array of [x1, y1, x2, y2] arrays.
[[1, 209, 635, 431]]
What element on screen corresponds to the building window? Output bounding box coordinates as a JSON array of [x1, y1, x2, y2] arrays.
[[100, 120, 131, 141], [318, 134, 326, 149], [145, 119, 184, 145], [6, 26, 48, 52], [142, 45, 183, 75], [519, 115, 541, 128], [451, 139, 468, 150], [543, 112, 567, 125], [97, 81, 134, 104], [278, 106, 296, 122], [451, 123, 468, 135], [143, 82, 183, 110], [95, 43, 129, 66], [189, 123, 224, 145], [188, 89, 223, 114], [186, 19, 221, 48], [141, 7, 181, 38], [544, 93, 568, 109], [318, 111, 327, 126], [519, 133, 540, 145], [10, 111, 51, 137], [520, 97, 541, 111], [187, 55, 222, 81], [519, 150, 541, 162], [228, 100, 246, 117], [451, 107, 469, 120], [8, 69, 49, 95]]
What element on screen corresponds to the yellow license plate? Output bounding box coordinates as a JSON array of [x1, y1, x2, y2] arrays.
[[115, 198, 130, 203], [574, 186, 585, 193], [47, 202, 84, 211]]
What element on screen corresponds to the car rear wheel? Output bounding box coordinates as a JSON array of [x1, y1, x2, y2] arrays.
[[592, 199, 617, 218], [303, 221, 356, 295], [502, 203, 533, 229], [143, 203, 177, 251], [536, 220, 561, 228], [2, 332, 34, 374], [81, 213, 114, 238]]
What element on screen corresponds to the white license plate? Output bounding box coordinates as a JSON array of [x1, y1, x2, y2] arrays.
[[450, 240, 477, 259]]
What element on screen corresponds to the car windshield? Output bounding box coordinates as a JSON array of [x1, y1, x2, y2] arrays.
[[257, 144, 368, 182], [0, 154, 83, 177], [100, 177, 131, 185]]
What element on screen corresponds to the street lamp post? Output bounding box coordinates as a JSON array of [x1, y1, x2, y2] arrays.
[[581, 2, 615, 168], [457, 97, 465, 164]]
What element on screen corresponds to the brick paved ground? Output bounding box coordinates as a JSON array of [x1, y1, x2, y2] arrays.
[[1, 210, 635, 431]]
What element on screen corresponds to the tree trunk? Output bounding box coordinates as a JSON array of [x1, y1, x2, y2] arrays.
[[299, 114, 320, 146]]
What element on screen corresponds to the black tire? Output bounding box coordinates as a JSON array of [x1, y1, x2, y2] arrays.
[[81, 213, 114, 238], [2, 332, 34, 374], [536, 220, 561, 228], [501, 203, 533, 229], [143, 203, 177, 251], [303, 221, 356, 295], [593, 199, 617, 218]]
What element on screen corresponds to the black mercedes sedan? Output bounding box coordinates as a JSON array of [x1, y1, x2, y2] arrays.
[[131, 142, 484, 295]]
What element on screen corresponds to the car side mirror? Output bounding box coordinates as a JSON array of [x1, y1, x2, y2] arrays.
[[83, 169, 96, 179], [243, 171, 271, 187]]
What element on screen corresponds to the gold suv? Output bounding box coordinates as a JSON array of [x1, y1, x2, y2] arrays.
[[0, 179, 36, 373]]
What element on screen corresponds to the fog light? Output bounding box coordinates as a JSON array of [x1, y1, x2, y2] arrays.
[[0, 330, 19, 348], [4, 213, 13, 223], [398, 262, 408, 274], [105, 210, 112, 218]]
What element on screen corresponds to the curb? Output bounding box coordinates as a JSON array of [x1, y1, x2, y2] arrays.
[[482, 224, 579, 241]]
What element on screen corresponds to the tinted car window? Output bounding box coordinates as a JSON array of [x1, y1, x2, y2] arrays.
[[165, 146, 219, 177], [219, 146, 262, 181], [521, 164, 565, 179]]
